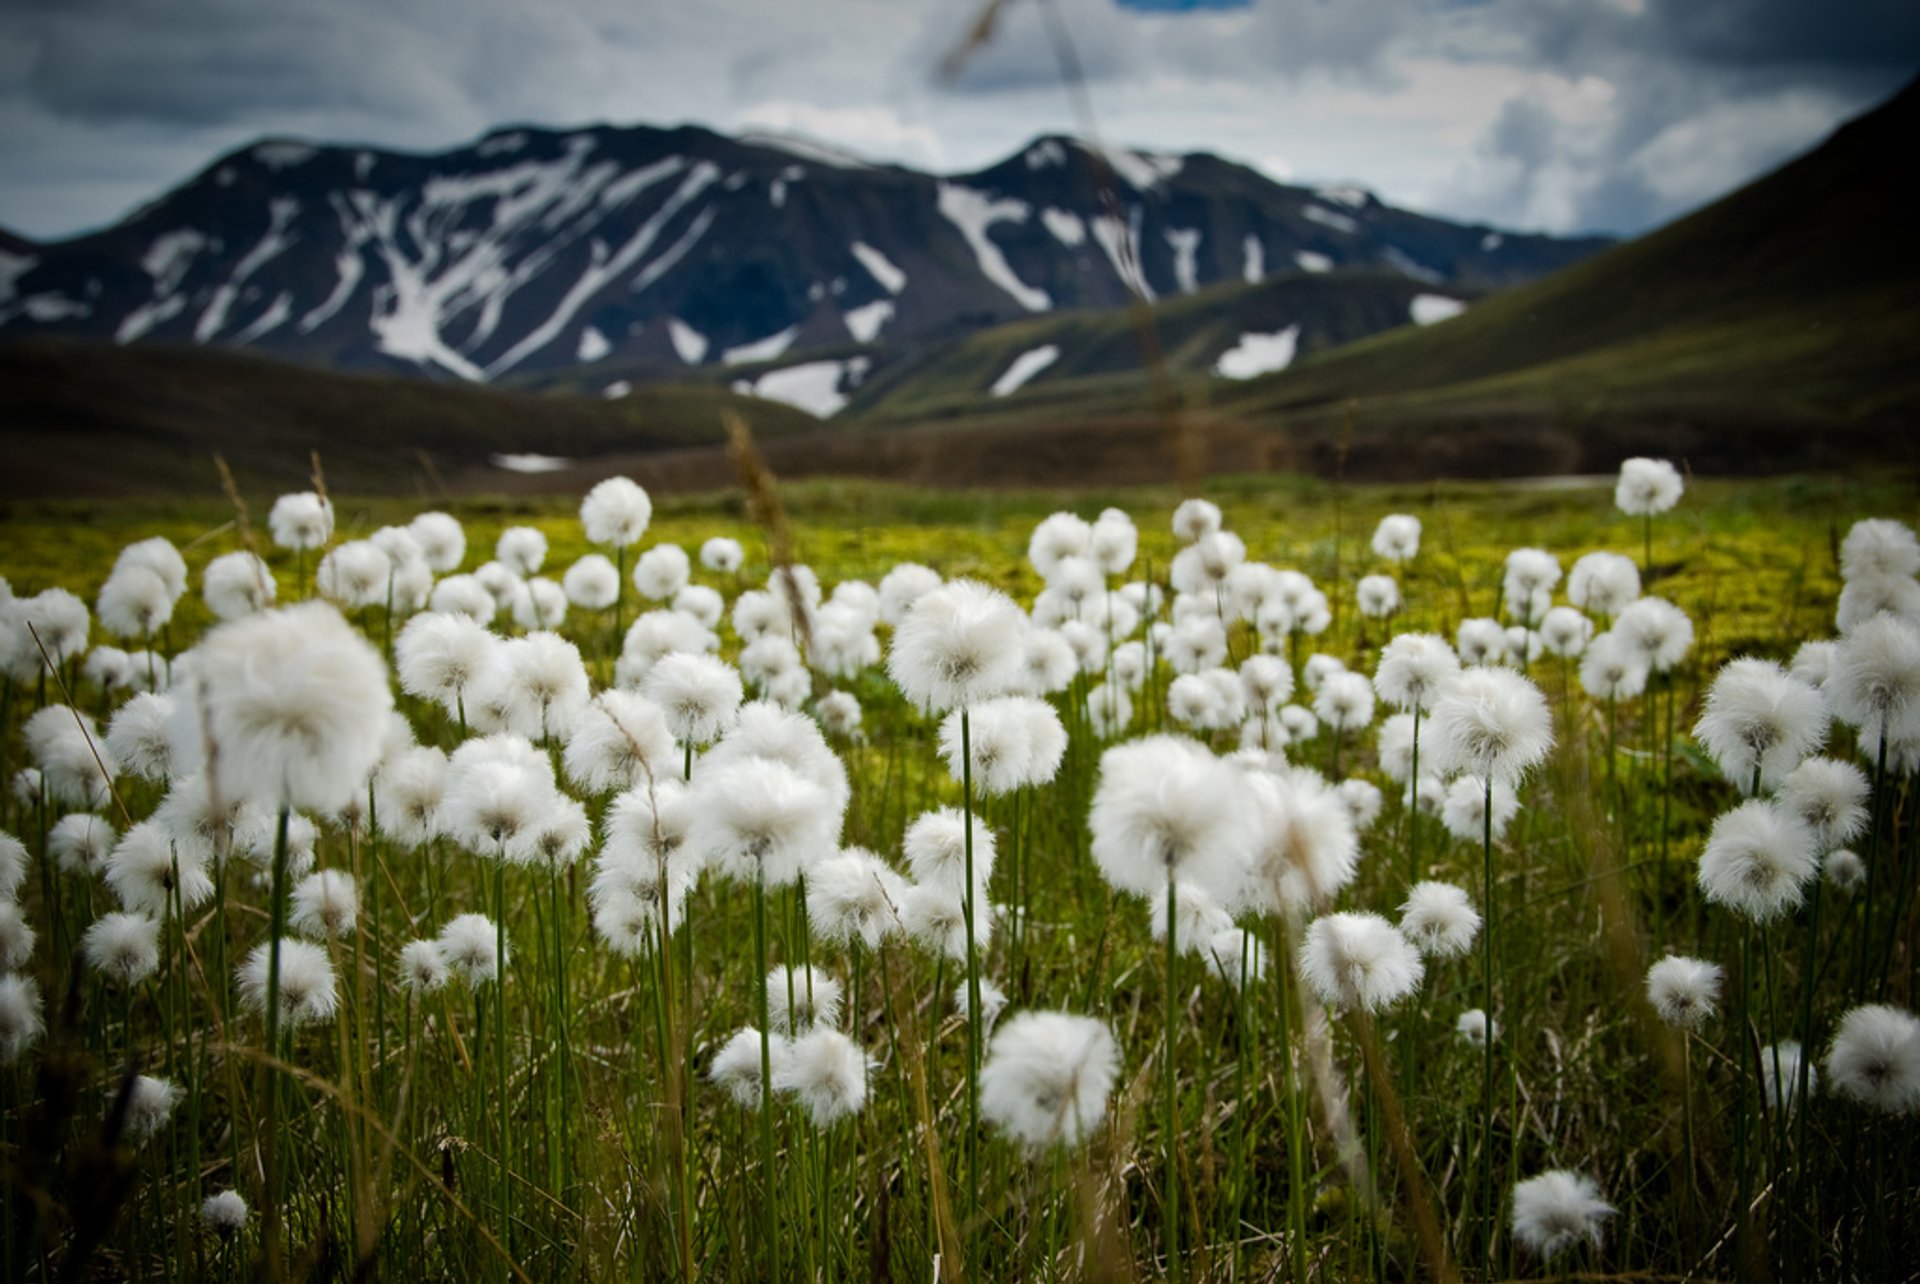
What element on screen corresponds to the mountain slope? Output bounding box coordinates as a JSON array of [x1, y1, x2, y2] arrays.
[[1202, 76, 1920, 475], [0, 338, 819, 499], [0, 124, 1604, 387]]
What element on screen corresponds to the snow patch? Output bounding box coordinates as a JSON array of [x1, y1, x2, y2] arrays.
[[737, 132, 871, 169], [1302, 205, 1359, 235], [477, 132, 528, 158], [668, 318, 708, 364], [1294, 250, 1333, 274], [843, 299, 894, 343], [1480, 231, 1504, 252], [355, 152, 375, 182], [724, 325, 799, 366], [1091, 208, 1153, 301], [19, 294, 90, 322], [483, 159, 718, 378], [231, 292, 293, 344], [739, 360, 850, 417], [1041, 208, 1086, 247], [252, 141, 317, 170], [577, 325, 611, 361], [1165, 228, 1201, 294], [771, 180, 788, 209], [602, 380, 632, 399], [0, 250, 38, 304], [937, 184, 1050, 312], [196, 196, 299, 342], [491, 453, 572, 474], [1242, 235, 1264, 284], [1099, 146, 1184, 191], [990, 344, 1060, 397], [1383, 246, 1444, 285], [850, 241, 906, 294], [116, 294, 188, 343], [1315, 185, 1370, 210], [1410, 294, 1466, 326], [1026, 140, 1067, 169], [1213, 326, 1299, 380]]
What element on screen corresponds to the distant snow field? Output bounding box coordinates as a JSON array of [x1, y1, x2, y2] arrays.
[[490, 453, 573, 474], [1213, 325, 1300, 380], [1410, 294, 1466, 325], [733, 360, 851, 417], [991, 344, 1061, 397]]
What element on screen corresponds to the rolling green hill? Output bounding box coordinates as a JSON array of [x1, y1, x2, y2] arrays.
[[1200, 75, 1920, 477]]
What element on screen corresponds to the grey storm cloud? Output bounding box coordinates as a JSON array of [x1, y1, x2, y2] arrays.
[[0, 0, 1914, 239]]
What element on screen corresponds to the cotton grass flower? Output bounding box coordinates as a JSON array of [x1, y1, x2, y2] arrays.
[[1778, 756, 1870, 852], [1761, 1042, 1816, 1115], [1580, 631, 1650, 701], [1614, 597, 1693, 672], [495, 526, 547, 577], [938, 696, 1065, 795], [711, 1027, 783, 1108], [1090, 736, 1255, 902], [1503, 548, 1561, 619], [1298, 912, 1424, 1011], [438, 914, 504, 988], [315, 541, 392, 609], [0, 902, 35, 971], [238, 938, 338, 1026], [815, 690, 862, 740], [900, 883, 989, 962], [290, 869, 358, 939], [0, 975, 44, 1064], [373, 746, 448, 848], [807, 849, 908, 949], [1371, 514, 1420, 562], [1511, 1169, 1615, 1258], [1824, 613, 1920, 750], [97, 565, 175, 640], [184, 602, 391, 813], [1372, 633, 1459, 713], [49, 812, 116, 875], [581, 476, 652, 547], [887, 579, 1025, 712], [82, 911, 161, 984], [1399, 881, 1480, 957], [1238, 767, 1360, 913], [23, 706, 114, 808], [200, 1189, 249, 1237], [903, 807, 996, 894], [106, 822, 214, 917], [1172, 498, 1222, 543], [1694, 658, 1827, 791], [268, 492, 333, 550], [1424, 668, 1554, 786], [562, 554, 620, 610], [687, 756, 838, 888], [766, 966, 844, 1035], [1697, 800, 1818, 922], [643, 652, 743, 745], [122, 1074, 180, 1144], [1567, 551, 1640, 618], [980, 1011, 1119, 1150], [397, 939, 450, 995], [775, 1028, 871, 1126], [1615, 458, 1683, 515], [1455, 618, 1509, 667], [1825, 848, 1866, 893], [1314, 670, 1375, 732], [1456, 1008, 1497, 1047], [1646, 955, 1723, 1031], [1539, 606, 1593, 658], [1824, 1004, 1920, 1114], [1839, 518, 1920, 582], [633, 544, 692, 600], [563, 691, 677, 794], [1028, 512, 1092, 580]]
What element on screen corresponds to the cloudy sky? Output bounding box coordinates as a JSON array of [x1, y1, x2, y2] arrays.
[[2, 0, 1914, 242]]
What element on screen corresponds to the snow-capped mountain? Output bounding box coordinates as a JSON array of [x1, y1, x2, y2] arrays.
[[0, 124, 1609, 384]]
